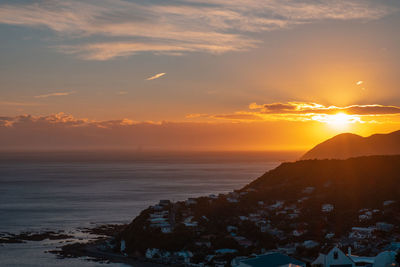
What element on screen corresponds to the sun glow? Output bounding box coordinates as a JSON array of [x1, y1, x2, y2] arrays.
[[312, 112, 362, 130]]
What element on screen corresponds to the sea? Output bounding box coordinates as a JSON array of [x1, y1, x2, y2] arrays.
[[0, 150, 301, 266]]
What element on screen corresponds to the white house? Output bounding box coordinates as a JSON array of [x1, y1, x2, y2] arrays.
[[312, 247, 355, 267], [313, 246, 398, 267], [349, 227, 376, 239], [322, 204, 334, 213]]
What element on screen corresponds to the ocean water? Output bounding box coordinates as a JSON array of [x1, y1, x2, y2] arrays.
[[0, 151, 300, 266]]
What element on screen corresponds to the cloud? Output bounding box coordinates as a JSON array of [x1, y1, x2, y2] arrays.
[[34, 91, 74, 98], [187, 112, 264, 121], [0, 111, 399, 150], [188, 102, 400, 123], [356, 81, 364, 85], [146, 73, 166, 81], [248, 102, 400, 115], [0, 112, 144, 128], [0, 101, 40, 106], [0, 0, 393, 60]]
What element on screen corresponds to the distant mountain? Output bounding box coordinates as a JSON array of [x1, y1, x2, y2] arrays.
[[301, 130, 400, 160]]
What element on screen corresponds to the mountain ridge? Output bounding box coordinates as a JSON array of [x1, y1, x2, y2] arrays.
[[301, 130, 400, 160]]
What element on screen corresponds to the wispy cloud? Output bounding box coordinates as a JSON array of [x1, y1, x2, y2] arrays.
[[34, 91, 74, 98], [146, 73, 166, 81], [0, 0, 393, 60], [0, 101, 40, 106]]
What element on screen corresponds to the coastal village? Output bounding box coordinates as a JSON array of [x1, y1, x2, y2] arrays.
[[118, 179, 400, 267]]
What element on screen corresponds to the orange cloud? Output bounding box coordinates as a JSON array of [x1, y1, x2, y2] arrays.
[[188, 102, 400, 123], [1, 111, 399, 151], [146, 73, 166, 81], [251, 102, 400, 115]]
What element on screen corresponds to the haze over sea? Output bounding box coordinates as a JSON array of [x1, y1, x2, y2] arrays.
[[0, 151, 300, 266]]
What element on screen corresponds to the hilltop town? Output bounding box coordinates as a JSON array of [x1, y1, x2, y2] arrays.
[[115, 155, 400, 266]]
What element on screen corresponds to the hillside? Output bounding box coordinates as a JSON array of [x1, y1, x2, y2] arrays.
[[301, 130, 400, 160], [118, 155, 400, 264]]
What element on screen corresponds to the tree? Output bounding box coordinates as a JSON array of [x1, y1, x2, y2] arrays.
[[395, 251, 400, 266]]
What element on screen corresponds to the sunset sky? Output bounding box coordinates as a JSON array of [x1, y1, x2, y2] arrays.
[[1, 0, 400, 150]]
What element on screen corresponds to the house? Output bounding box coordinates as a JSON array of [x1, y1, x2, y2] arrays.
[[277, 244, 297, 255], [269, 201, 284, 210], [298, 197, 309, 203], [184, 221, 198, 227], [303, 187, 315, 194], [383, 200, 395, 206], [152, 204, 164, 211], [293, 229, 306, 237], [227, 225, 238, 232], [145, 248, 160, 258], [175, 251, 193, 264], [322, 204, 334, 213], [228, 198, 239, 203], [214, 259, 228, 267], [233, 236, 253, 247], [233, 252, 306, 267], [375, 222, 394, 232], [215, 248, 238, 254], [349, 250, 398, 267], [373, 251, 398, 267], [347, 255, 374, 267], [120, 239, 126, 252], [195, 241, 211, 248], [349, 227, 375, 239], [303, 240, 319, 249], [325, 233, 335, 239], [312, 246, 355, 267], [258, 222, 270, 233], [186, 198, 197, 205], [159, 199, 171, 206], [149, 210, 168, 218], [149, 217, 168, 224], [161, 226, 172, 233], [385, 242, 400, 252], [245, 188, 256, 192]]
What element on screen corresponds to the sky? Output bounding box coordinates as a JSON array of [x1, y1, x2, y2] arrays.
[[0, 0, 400, 151]]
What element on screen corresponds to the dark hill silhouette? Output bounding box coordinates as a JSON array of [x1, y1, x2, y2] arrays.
[[246, 155, 400, 202], [301, 130, 400, 160], [120, 155, 400, 259]]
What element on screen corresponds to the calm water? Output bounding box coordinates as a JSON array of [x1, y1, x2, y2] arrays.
[[0, 151, 300, 266]]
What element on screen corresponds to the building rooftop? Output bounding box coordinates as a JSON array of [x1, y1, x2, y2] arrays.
[[239, 252, 305, 267]]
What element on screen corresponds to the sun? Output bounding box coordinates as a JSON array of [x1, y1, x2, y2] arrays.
[[312, 112, 361, 131], [326, 113, 355, 130]]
